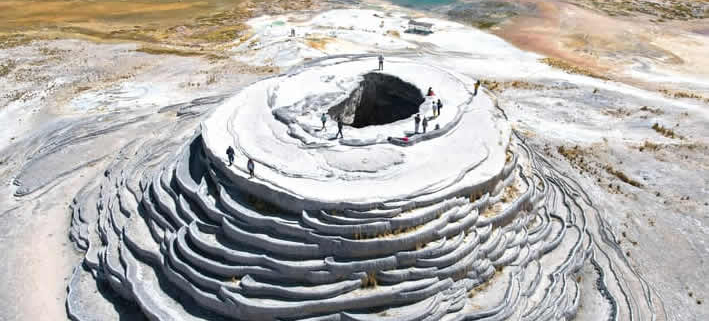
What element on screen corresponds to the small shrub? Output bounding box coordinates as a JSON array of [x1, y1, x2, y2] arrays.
[[361, 272, 378, 288], [652, 123, 682, 139]]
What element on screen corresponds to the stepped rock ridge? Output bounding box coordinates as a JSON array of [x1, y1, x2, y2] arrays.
[[67, 56, 660, 320]]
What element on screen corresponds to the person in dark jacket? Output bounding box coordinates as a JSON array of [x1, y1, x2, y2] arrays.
[[378, 54, 384, 70], [414, 114, 421, 133], [226, 146, 235, 166], [474, 80, 480, 96], [422, 117, 428, 133], [247, 158, 255, 178], [336, 117, 344, 138], [321, 113, 327, 130], [437, 99, 442, 116]]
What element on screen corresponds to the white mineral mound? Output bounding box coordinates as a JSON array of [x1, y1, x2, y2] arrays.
[[202, 57, 509, 207]]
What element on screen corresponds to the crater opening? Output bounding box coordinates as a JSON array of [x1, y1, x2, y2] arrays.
[[329, 73, 425, 128]]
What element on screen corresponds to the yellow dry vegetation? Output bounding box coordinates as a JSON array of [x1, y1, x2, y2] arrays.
[[361, 272, 378, 288], [501, 184, 519, 203], [652, 122, 683, 139], [386, 30, 400, 38], [0, 0, 318, 50], [538, 57, 609, 80], [0, 1, 206, 28], [305, 36, 335, 50]]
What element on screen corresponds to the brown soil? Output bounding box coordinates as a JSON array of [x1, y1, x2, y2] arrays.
[[491, 0, 709, 92]]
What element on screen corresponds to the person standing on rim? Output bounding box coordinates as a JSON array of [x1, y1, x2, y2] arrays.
[[336, 117, 344, 139], [437, 99, 443, 116], [474, 80, 481, 96], [422, 117, 428, 133], [321, 113, 327, 130], [414, 113, 421, 133], [226, 146, 235, 166], [247, 158, 255, 178], [378, 54, 384, 71], [432, 100, 437, 117]]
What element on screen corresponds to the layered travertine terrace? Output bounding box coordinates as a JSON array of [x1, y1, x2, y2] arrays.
[[67, 57, 626, 320]]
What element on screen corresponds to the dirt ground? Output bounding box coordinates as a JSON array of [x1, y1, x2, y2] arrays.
[[491, 0, 709, 95]]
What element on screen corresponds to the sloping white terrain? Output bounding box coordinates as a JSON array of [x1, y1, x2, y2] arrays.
[[1, 5, 707, 321]]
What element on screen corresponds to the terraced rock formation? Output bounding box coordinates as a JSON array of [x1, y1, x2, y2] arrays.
[[67, 56, 661, 320]]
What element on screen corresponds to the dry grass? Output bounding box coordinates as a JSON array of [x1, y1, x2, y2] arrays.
[[0, 0, 318, 49], [557, 144, 644, 191], [386, 30, 400, 37], [197, 25, 249, 44], [305, 37, 335, 50], [245, 194, 283, 213], [480, 79, 545, 93], [638, 140, 661, 152], [0, 59, 16, 77], [659, 89, 709, 103], [356, 223, 426, 240], [482, 203, 503, 218], [538, 57, 609, 80], [0, 33, 33, 49], [501, 184, 519, 203], [604, 165, 643, 188], [601, 107, 633, 118], [639, 106, 663, 115], [468, 276, 495, 298], [469, 191, 484, 203], [574, 0, 709, 20], [361, 272, 378, 288], [136, 46, 205, 57], [557, 145, 583, 162], [652, 122, 683, 139]]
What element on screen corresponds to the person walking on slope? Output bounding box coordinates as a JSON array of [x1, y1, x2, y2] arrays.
[[247, 158, 255, 178], [427, 87, 435, 97], [437, 99, 443, 116], [226, 146, 235, 166], [378, 54, 384, 71], [432, 100, 437, 117], [336, 117, 344, 139], [321, 113, 327, 130], [422, 117, 428, 133], [414, 113, 421, 133], [474, 80, 480, 96]]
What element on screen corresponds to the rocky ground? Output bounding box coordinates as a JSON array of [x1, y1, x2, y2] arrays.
[[0, 0, 707, 320]]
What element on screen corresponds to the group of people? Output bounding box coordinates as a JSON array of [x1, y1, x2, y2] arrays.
[[226, 146, 255, 178], [224, 56, 483, 177], [412, 87, 444, 134], [321, 113, 344, 138], [427, 87, 443, 117]]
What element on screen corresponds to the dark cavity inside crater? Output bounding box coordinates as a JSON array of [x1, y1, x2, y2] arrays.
[[328, 73, 425, 128]]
